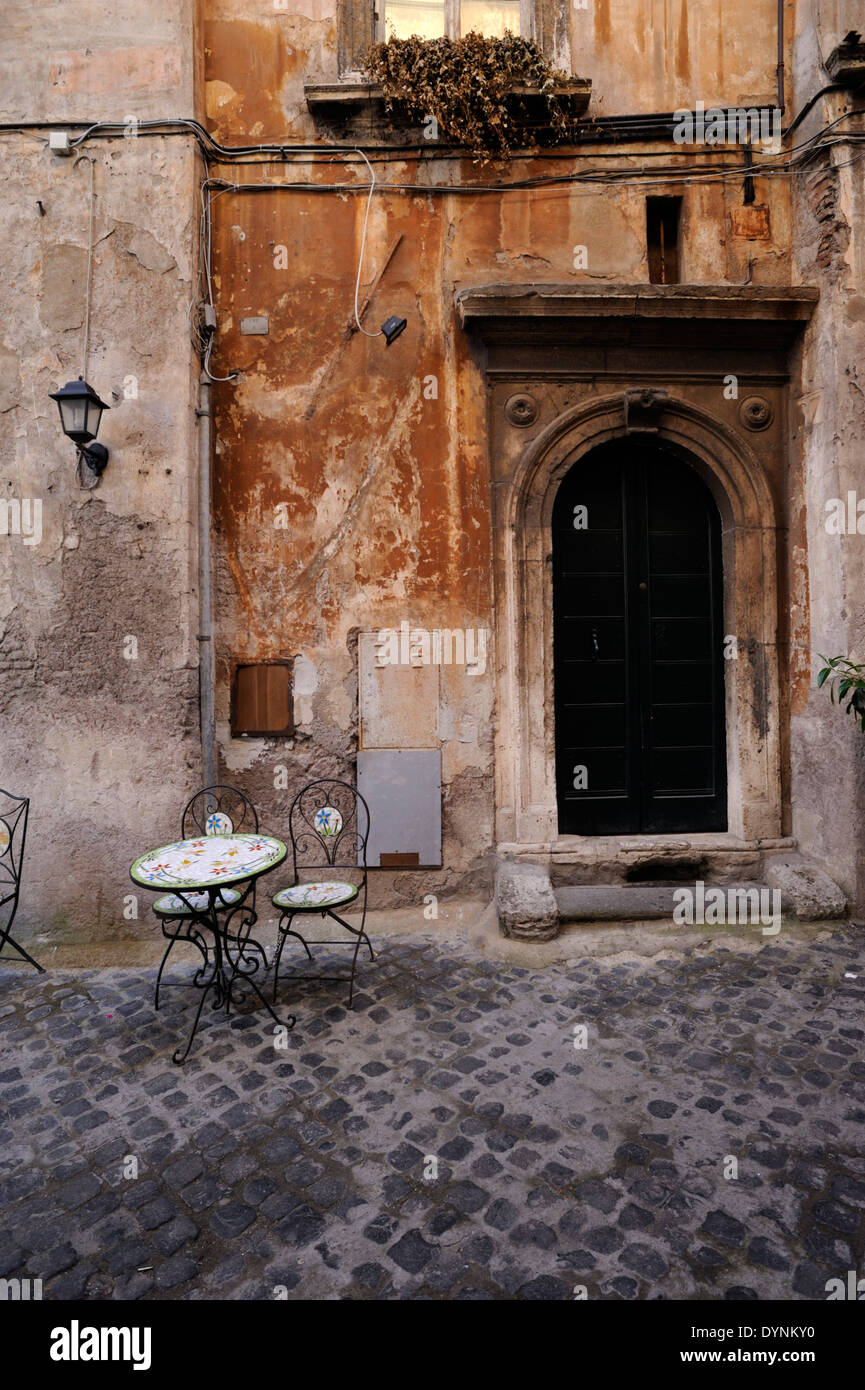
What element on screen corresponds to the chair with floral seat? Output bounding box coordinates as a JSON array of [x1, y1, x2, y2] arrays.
[[152, 784, 259, 1009], [271, 779, 373, 1009]]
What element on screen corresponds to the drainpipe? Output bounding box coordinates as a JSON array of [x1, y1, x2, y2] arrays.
[[197, 372, 216, 789], [777, 0, 785, 113]]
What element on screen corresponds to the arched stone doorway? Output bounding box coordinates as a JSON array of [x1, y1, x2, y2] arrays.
[[493, 393, 782, 849], [552, 436, 727, 836]]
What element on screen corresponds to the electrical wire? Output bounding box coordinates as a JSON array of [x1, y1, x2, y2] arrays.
[[188, 110, 864, 198], [196, 134, 865, 200], [3, 97, 861, 165], [194, 180, 240, 381], [74, 154, 96, 380], [189, 122, 865, 378], [352, 149, 383, 339], [178, 108, 864, 376], [8, 94, 858, 380]]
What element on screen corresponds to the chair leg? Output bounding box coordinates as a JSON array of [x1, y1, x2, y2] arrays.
[[0, 927, 46, 974], [272, 914, 292, 1002], [272, 914, 314, 1000], [328, 910, 371, 1009], [293, 927, 314, 962], [346, 932, 363, 1009]]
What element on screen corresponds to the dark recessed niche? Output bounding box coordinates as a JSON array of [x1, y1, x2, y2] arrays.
[[625, 857, 709, 883], [647, 196, 682, 285]]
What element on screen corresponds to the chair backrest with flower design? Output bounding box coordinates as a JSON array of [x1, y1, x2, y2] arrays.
[[181, 784, 259, 840], [288, 780, 370, 889], [0, 789, 28, 925]]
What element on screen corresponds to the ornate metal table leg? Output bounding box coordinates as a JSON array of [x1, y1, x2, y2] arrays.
[[168, 884, 295, 1063], [172, 979, 213, 1065], [170, 901, 221, 1065], [222, 900, 296, 1032]]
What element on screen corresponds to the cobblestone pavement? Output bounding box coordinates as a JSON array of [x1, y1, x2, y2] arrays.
[[1, 927, 864, 1301]]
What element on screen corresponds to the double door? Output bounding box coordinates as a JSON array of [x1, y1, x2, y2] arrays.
[[553, 441, 727, 835]]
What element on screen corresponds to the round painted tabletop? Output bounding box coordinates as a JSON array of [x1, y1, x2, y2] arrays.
[[130, 834, 286, 891]]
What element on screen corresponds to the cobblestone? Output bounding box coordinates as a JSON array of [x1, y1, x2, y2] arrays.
[[1, 928, 864, 1298]]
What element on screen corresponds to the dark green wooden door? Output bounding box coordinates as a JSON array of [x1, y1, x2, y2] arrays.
[[553, 440, 727, 835]]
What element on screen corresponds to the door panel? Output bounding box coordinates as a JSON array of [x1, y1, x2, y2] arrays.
[[553, 441, 727, 835]]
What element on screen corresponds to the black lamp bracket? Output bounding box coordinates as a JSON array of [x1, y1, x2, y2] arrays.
[[75, 442, 109, 489]]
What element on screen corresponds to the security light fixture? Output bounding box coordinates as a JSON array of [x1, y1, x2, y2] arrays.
[[49, 377, 110, 476], [381, 315, 407, 345]]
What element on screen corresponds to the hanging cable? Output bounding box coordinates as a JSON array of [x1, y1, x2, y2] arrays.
[[74, 154, 96, 380], [352, 149, 384, 339]]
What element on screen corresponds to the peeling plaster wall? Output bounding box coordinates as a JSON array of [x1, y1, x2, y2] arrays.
[[789, 4, 865, 909], [5, 0, 860, 939], [1, 2, 202, 945], [203, 0, 797, 909], [573, 0, 781, 113]]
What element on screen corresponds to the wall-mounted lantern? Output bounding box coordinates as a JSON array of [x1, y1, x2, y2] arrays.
[[49, 377, 110, 479]]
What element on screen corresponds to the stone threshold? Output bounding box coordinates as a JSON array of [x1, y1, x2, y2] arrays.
[[499, 833, 796, 857], [556, 882, 776, 922], [495, 842, 847, 940], [499, 834, 797, 886]]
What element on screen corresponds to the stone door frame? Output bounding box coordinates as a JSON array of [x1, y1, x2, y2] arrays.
[[494, 392, 783, 847]]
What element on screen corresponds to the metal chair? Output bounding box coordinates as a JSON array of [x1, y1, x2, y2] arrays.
[[0, 790, 45, 974], [271, 779, 374, 1008], [152, 784, 259, 1010]]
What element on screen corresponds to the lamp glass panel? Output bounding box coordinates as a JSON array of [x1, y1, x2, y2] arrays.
[[460, 0, 520, 35], [84, 395, 103, 439], [384, 0, 445, 39], [64, 399, 88, 437]]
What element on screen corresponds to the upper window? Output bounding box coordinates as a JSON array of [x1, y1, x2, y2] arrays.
[[337, 0, 546, 78], [380, 0, 525, 41]]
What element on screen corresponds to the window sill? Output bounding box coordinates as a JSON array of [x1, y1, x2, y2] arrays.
[[304, 78, 592, 133]]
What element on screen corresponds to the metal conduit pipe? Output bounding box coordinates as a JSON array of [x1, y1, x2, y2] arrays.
[[778, 0, 786, 113], [197, 373, 216, 789]]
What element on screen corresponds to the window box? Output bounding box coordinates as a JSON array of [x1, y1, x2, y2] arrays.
[[304, 77, 591, 138]]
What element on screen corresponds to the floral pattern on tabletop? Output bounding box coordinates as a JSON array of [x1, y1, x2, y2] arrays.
[[312, 806, 343, 838], [273, 881, 358, 909], [131, 834, 285, 889]]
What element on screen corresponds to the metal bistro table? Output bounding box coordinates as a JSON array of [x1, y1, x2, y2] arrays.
[[130, 833, 295, 1064]]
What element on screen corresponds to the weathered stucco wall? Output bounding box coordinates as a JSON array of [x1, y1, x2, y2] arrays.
[[202, 0, 786, 127], [1, 1, 203, 945], [4, 0, 863, 941], [573, 0, 781, 112], [789, 4, 865, 908], [204, 0, 797, 907]]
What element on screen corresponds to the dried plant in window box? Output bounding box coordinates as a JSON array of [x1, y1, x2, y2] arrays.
[[364, 33, 577, 160]]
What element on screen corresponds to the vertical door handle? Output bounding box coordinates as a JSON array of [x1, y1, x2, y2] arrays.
[[591, 626, 600, 661]]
